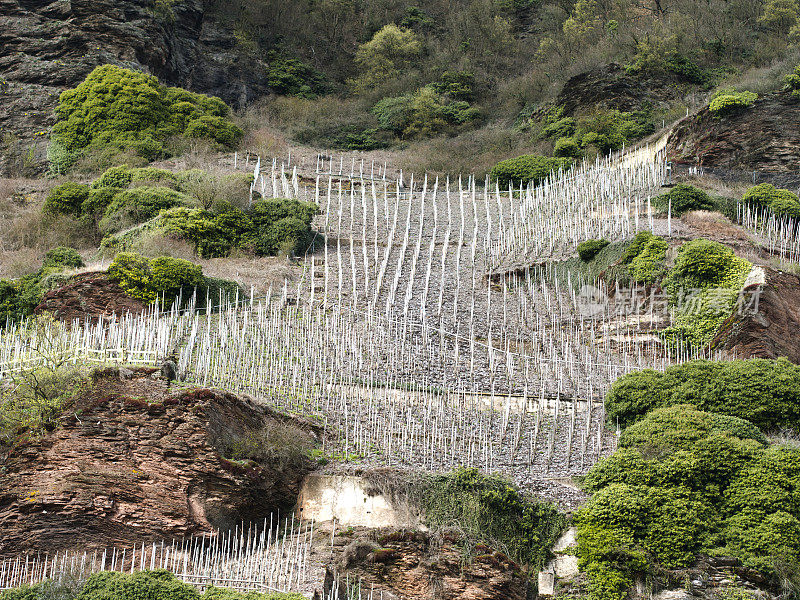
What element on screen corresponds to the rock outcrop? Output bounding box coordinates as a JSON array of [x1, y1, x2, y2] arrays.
[[34, 272, 149, 323], [0, 369, 316, 557], [0, 0, 270, 174], [322, 529, 530, 600], [555, 63, 683, 117], [712, 267, 800, 364], [666, 91, 800, 172]]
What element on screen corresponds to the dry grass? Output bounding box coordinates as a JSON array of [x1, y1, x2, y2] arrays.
[[198, 255, 302, 294], [681, 210, 752, 242]]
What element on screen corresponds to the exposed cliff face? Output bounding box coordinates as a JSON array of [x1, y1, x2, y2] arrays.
[[0, 0, 269, 173], [666, 91, 800, 172], [712, 268, 800, 364], [0, 369, 316, 557]]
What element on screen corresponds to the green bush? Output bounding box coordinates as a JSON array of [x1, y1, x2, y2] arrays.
[[150, 256, 204, 302], [99, 186, 187, 234], [620, 231, 657, 264], [606, 357, 800, 430], [418, 467, 566, 567], [489, 154, 573, 187], [578, 239, 610, 261], [742, 183, 800, 219], [107, 252, 155, 303], [653, 184, 714, 215], [577, 401, 800, 600], [664, 238, 748, 293], [266, 55, 327, 98], [42, 247, 84, 270], [245, 198, 319, 256], [50, 65, 242, 170], [709, 91, 758, 116], [554, 136, 582, 158], [541, 117, 576, 139], [431, 71, 476, 102], [372, 86, 480, 139], [43, 182, 90, 217], [92, 165, 135, 189], [628, 236, 668, 284], [786, 63, 800, 99]]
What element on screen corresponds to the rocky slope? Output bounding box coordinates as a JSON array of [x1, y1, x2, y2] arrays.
[[666, 90, 800, 172], [321, 528, 530, 600], [555, 63, 683, 117], [0, 0, 269, 173], [34, 272, 149, 323], [712, 267, 800, 363], [0, 368, 317, 557]]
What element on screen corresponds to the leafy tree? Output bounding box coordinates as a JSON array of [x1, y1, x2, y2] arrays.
[[352, 24, 422, 91]]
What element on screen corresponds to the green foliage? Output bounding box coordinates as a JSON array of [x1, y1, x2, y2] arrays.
[[419, 467, 566, 567], [372, 86, 480, 139], [430, 71, 476, 102], [266, 54, 327, 98], [786, 64, 800, 99], [540, 116, 576, 140], [628, 236, 668, 284], [709, 91, 758, 117], [99, 186, 187, 235], [664, 239, 748, 293], [554, 136, 582, 158], [107, 252, 204, 305], [43, 182, 90, 217], [654, 184, 714, 216], [245, 198, 319, 256], [606, 357, 800, 431], [742, 183, 800, 219], [42, 247, 84, 270], [50, 65, 242, 170], [489, 155, 572, 187], [352, 24, 423, 92], [578, 400, 800, 600], [578, 239, 610, 261]]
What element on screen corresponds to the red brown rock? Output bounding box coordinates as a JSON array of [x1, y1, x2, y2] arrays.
[[0, 369, 316, 557], [712, 268, 800, 364], [321, 529, 530, 600], [34, 272, 148, 323]]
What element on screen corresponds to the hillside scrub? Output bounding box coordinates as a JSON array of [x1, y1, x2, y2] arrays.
[[652, 184, 714, 216], [0, 247, 85, 326], [660, 239, 751, 351], [489, 155, 572, 187], [708, 90, 758, 117], [48, 65, 243, 173], [605, 357, 800, 431], [106, 252, 240, 307], [537, 108, 655, 157], [577, 404, 800, 600], [416, 467, 566, 569], [742, 183, 800, 219], [578, 239, 610, 262]]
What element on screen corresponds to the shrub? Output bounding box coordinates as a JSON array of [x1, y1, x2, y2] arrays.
[[99, 186, 186, 234], [663, 239, 747, 292], [540, 116, 576, 139], [149, 256, 203, 302], [578, 239, 610, 261], [245, 198, 318, 256], [620, 231, 657, 264], [418, 467, 566, 568], [628, 236, 668, 284], [606, 357, 800, 430], [92, 165, 135, 189], [372, 87, 480, 139], [42, 247, 84, 270], [554, 136, 582, 158], [266, 55, 327, 98], [82, 186, 120, 221], [43, 182, 90, 217], [709, 91, 758, 116], [50, 65, 241, 170], [786, 63, 800, 99], [653, 184, 714, 215], [431, 71, 476, 102], [742, 183, 800, 219], [78, 569, 199, 600], [107, 252, 155, 303], [489, 155, 573, 187]]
